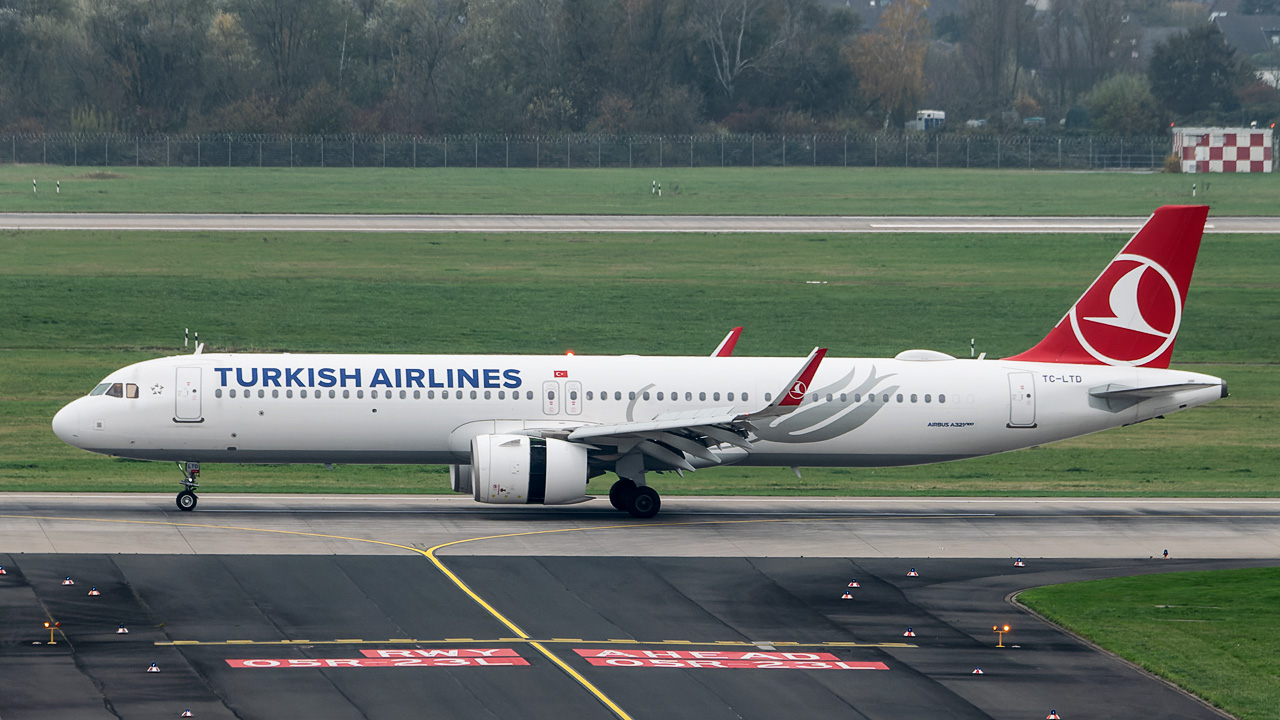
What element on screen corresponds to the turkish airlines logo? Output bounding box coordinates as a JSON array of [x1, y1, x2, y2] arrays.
[[1068, 253, 1181, 366], [788, 381, 808, 400]]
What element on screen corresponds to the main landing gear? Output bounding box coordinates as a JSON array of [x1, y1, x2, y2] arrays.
[[609, 478, 661, 519], [175, 461, 200, 511]]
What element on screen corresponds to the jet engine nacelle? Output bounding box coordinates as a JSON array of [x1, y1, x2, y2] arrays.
[[470, 434, 589, 505]]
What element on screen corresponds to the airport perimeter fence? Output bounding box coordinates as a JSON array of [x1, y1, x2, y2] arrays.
[[0, 132, 1183, 171]]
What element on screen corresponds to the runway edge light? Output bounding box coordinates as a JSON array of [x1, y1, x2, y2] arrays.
[[841, 590, 854, 599], [903, 627, 916, 637], [907, 568, 919, 577], [117, 624, 129, 634], [0, 565, 7, 575], [971, 667, 983, 675], [1047, 712, 1061, 720], [1014, 558, 1025, 567], [181, 710, 193, 717], [88, 587, 101, 596], [847, 579, 860, 587], [147, 663, 161, 673], [62, 577, 74, 586]]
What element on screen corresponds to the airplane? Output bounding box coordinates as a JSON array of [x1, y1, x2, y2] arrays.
[[52, 205, 1226, 518]]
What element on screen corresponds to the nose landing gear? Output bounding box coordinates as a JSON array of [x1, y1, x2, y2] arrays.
[[175, 461, 200, 511]]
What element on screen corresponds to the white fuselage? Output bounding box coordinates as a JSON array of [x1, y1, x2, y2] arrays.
[[52, 352, 1225, 468]]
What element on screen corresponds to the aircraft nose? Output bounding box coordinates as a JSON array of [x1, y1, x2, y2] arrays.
[[52, 401, 80, 445]]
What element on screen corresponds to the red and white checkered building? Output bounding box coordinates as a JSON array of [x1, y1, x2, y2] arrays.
[[1174, 127, 1273, 173]]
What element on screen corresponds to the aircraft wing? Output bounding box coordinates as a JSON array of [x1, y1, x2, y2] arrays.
[[552, 348, 828, 472]]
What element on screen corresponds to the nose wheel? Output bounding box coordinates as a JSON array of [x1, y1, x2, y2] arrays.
[[175, 461, 200, 512], [176, 490, 198, 511]]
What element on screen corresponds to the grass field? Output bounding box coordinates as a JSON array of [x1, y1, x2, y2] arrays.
[[2, 227, 1275, 495], [1, 166, 1278, 215], [1019, 568, 1280, 720]]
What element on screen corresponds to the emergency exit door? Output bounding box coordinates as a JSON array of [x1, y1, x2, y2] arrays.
[[1007, 372, 1036, 428], [175, 367, 203, 422]]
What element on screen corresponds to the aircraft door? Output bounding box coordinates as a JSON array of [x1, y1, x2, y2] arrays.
[[565, 381, 583, 415], [542, 380, 560, 415], [175, 367, 203, 422], [1007, 372, 1036, 428]]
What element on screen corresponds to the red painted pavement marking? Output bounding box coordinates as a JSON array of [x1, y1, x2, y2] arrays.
[[360, 648, 519, 658], [574, 649, 887, 671], [227, 656, 528, 668]]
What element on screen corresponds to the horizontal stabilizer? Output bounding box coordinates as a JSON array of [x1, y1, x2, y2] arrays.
[[1089, 381, 1220, 400]]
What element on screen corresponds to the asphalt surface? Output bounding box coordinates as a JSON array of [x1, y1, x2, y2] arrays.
[[3, 212, 1280, 233], [2, 496, 1278, 718], [1, 553, 1265, 720], [4, 495, 1280, 558]]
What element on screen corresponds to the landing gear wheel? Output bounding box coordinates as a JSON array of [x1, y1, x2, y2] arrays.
[[609, 479, 637, 511], [176, 490, 198, 512], [627, 486, 661, 519]]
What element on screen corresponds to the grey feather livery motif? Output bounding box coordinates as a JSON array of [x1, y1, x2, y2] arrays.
[[752, 366, 897, 443]]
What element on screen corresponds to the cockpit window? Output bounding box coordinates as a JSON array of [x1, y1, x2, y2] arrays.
[[125, 383, 139, 399], [104, 383, 124, 398], [89, 383, 111, 396]]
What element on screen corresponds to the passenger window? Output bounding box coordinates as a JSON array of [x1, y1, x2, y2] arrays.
[[230, 389, 238, 398], [765, 393, 772, 402], [90, 383, 111, 396], [910, 394, 918, 403], [713, 392, 720, 401], [548, 390, 556, 400], [728, 392, 735, 401], [656, 392, 663, 401], [526, 391, 534, 400], [287, 389, 294, 398], [484, 390, 491, 399], [840, 393, 847, 402], [215, 389, 222, 398], [925, 394, 931, 403], [273, 389, 280, 398], [586, 391, 593, 400], [125, 383, 139, 399], [685, 392, 692, 401], [399, 390, 406, 399], [868, 394, 875, 402], [427, 390, 435, 399], [470, 390, 477, 399], [896, 394, 903, 403], [939, 394, 946, 404], [570, 391, 578, 400], [356, 390, 363, 399], [414, 390, 421, 399], [826, 393, 833, 402], [643, 392, 650, 400], [615, 391, 622, 401], [700, 392, 707, 401], [882, 394, 890, 403], [497, 390, 504, 400], [330, 390, 336, 399], [300, 389, 307, 398], [742, 392, 748, 401], [106, 383, 124, 398], [628, 391, 636, 400]]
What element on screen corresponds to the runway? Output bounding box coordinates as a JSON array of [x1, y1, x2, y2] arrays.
[[3, 212, 1280, 233], [1, 495, 1276, 719]]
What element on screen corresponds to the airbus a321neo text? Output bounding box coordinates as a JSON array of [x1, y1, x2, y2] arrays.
[[53, 206, 1226, 518]]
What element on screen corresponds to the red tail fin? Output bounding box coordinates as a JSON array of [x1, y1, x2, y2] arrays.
[[1006, 205, 1208, 368]]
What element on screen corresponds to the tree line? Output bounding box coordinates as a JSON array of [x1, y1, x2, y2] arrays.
[[0, 0, 1275, 137]]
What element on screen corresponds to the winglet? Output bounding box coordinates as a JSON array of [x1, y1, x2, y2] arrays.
[[711, 327, 743, 357], [748, 347, 827, 418]]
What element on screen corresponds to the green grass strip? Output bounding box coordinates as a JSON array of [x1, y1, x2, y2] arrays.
[[1020, 568, 1280, 720], [2, 166, 1276, 215]]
